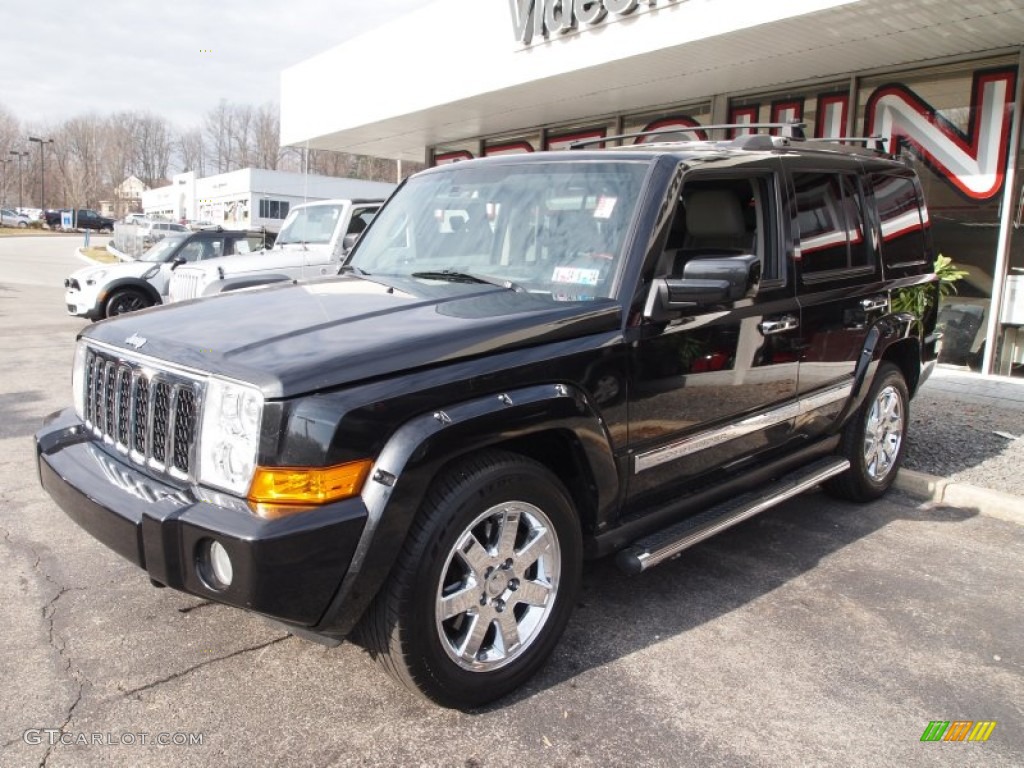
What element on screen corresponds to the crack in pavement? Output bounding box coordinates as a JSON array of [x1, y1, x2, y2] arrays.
[[177, 599, 215, 614], [1, 528, 92, 768], [121, 636, 290, 698]]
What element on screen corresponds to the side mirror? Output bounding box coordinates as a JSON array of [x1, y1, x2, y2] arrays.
[[169, 257, 185, 270], [644, 254, 759, 319], [341, 232, 360, 254]]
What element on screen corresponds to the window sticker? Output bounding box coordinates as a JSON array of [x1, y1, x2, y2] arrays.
[[593, 196, 617, 219], [552, 266, 601, 286]]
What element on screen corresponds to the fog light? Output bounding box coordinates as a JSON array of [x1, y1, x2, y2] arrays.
[[206, 540, 233, 588]]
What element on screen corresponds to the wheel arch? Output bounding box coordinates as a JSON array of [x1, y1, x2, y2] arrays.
[[314, 383, 620, 638], [99, 278, 161, 312]]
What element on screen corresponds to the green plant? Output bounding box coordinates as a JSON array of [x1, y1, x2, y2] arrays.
[[934, 253, 969, 298], [891, 254, 966, 316]]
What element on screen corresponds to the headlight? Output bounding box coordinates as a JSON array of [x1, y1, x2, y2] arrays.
[[199, 378, 263, 495], [141, 265, 160, 280], [71, 341, 87, 420]]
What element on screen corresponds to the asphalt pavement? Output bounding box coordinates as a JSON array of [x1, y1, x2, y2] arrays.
[[0, 235, 1021, 767]]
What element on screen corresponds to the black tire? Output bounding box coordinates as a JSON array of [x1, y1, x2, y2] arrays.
[[357, 450, 582, 709], [824, 362, 909, 502], [104, 288, 152, 318]]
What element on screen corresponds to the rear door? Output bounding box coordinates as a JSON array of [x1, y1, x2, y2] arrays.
[[626, 161, 802, 514], [785, 156, 886, 439]]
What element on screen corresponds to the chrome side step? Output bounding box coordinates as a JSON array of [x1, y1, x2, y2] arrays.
[[616, 457, 850, 574]]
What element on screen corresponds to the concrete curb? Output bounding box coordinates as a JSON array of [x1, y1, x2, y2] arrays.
[[895, 468, 1024, 525]]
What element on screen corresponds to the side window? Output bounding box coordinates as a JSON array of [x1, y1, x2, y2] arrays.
[[870, 172, 928, 267], [793, 171, 871, 275], [200, 239, 223, 260], [178, 242, 206, 262], [347, 207, 378, 236], [656, 174, 776, 291]]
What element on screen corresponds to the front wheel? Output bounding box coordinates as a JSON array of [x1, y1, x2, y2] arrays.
[[104, 288, 152, 318], [824, 362, 909, 502], [358, 450, 582, 709]]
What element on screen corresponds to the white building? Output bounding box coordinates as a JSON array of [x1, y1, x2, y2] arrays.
[[142, 168, 396, 232], [280, 0, 1024, 375]]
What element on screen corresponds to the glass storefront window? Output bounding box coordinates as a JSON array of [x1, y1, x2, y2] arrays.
[[858, 57, 1017, 372]]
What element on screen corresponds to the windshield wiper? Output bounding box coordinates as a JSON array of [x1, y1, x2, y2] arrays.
[[410, 270, 521, 291]]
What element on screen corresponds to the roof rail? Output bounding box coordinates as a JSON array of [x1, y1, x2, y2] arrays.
[[804, 135, 889, 153], [568, 122, 808, 149]]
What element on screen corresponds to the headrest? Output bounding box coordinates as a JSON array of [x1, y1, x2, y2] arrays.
[[685, 190, 746, 238]]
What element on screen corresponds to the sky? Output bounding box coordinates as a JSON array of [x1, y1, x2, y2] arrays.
[[0, 0, 437, 130]]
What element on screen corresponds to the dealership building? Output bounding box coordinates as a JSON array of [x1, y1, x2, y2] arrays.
[[282, 0, 1024, 375]]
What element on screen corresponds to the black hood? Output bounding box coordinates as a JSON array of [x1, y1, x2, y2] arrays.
[[84, 276, 622, 397]]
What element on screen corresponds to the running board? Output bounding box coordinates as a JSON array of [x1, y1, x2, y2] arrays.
[[616, 457, 850, 574]]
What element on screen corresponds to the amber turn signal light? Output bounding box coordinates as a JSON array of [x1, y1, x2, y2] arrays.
[[248, 460, 373, 508]]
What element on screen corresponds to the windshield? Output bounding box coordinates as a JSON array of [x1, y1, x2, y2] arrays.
[[348, 161, 648, 300], [139, 235, 187, 263], [276, 204, 345, 245]]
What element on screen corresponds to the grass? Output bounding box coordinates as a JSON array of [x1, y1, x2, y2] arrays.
[[82, 246, 118, 263], [0, 226, 65, 237]]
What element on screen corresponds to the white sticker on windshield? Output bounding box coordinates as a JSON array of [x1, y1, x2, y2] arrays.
[[593, 196, 617, 219], [552, 266, 600, 286]]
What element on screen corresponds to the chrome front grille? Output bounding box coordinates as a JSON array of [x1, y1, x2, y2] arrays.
[[83, 347, 202, 480]]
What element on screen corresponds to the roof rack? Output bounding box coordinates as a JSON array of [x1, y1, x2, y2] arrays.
[[804, 135, 889, 152], [569, 122, 807, 149]]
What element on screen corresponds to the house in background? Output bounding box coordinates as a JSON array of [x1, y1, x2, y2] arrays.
[[99, 175, 150, 219]]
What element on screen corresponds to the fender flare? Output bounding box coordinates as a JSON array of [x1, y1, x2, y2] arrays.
[[314, 381, 619, 637], [839, 311, 921, 427]]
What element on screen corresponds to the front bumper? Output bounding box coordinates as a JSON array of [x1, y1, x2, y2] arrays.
[[64, 286, 99, 318], [36, 409, 367, 628]]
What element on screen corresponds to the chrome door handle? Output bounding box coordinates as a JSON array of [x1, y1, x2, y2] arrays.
[[759, 315, 799, 335], [861, 296, 889, 312]]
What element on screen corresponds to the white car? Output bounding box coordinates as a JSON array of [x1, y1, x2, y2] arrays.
[[64, 229, 272, 319], [168, 198, 383, 302], [1, 208, 29, 227]]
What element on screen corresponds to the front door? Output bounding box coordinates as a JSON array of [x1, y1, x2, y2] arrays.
[[626, 166, 801, 515]]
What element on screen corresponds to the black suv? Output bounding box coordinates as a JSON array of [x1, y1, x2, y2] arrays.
[[36, 126, 939, 708]]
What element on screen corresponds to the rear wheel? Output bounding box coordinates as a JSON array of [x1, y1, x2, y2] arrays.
[[104, 288, 152, 318], [825, 362, 909, 502], [358, 450, 582, 709]]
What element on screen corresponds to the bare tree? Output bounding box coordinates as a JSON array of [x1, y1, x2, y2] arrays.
[[229, 103, 253, 169], [133, 113, 172, 186], [53, 114, 106, 208], [177, 128, 206, 176], [204, 99, 234, 174], [253, 103, 281, 170], [0, 104, 20, 205]]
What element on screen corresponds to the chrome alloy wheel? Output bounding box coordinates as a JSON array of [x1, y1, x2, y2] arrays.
[[863, 384, 904, 481], [435, 501, 561, 672]]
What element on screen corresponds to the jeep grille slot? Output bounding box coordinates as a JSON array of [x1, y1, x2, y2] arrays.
[[83, 347, 202, 481], [170, 270, 202, 302]]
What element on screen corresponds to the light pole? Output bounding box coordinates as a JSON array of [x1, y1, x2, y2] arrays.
[[8, 150, 28, 210], [28, 136, 54, 211]]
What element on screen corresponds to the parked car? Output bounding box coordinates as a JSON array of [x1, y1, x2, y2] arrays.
[[0, 208, 29, 227], [63, 228, 274, 319], [167, 198, 383, 301], [43, 208, 116, 232], [36, 125, 939, 708], [136, 219, 188, 246]]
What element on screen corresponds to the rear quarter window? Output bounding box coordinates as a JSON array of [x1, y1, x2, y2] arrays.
[[870, 172, 929, 270]]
